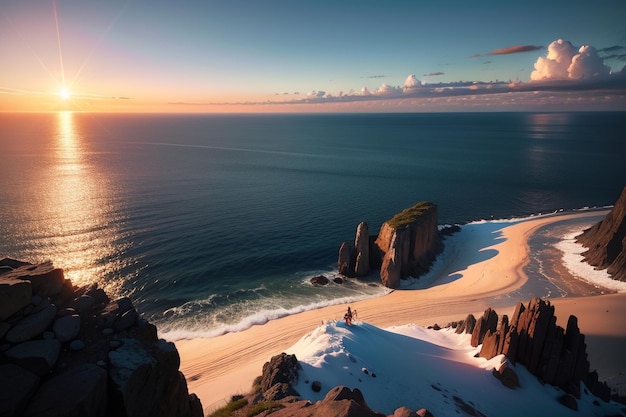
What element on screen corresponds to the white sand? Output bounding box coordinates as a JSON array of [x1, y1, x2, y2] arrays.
[[176, 210, 626, 412]]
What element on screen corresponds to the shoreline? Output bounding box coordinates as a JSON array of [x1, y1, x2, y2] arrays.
[[176, 209, 625, 412]]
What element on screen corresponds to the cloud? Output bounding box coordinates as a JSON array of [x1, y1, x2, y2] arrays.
[[599, 45, 625, 53], [488, 45, 544, 55], [376, 83, 402, 96], [423, 72, 445, 77], [403, 74, 422, 92], [531, 39, 610, 81], [470, 45, 543, 58], [365, 75, 387, 79]]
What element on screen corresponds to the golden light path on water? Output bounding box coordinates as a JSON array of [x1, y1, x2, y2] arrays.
[[38, 112, 126, 295]]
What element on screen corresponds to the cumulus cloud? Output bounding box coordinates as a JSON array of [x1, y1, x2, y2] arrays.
[[376, 83, 401, 96], [403, 74, 422, 92], [531, 39, 610, 81]]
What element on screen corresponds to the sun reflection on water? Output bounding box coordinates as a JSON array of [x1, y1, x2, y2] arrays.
[[46, 111, 125, 294]]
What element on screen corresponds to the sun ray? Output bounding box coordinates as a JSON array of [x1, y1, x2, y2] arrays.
[[52, 0, 66, 90]]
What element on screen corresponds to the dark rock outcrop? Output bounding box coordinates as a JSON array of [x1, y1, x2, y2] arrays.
[[477, 297, 611, 403], [338, 202, 443, 289], [577, 186, 626, 282], [0, 259, 203, 417]]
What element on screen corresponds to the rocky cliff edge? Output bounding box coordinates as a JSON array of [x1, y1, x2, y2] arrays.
[[0, 258, 204, 417]]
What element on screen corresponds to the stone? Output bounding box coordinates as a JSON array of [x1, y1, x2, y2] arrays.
[[259, 353, 300, 393], [416, 409, 434, 417], [5, 303, 57, 343], [263, 382, 300, 401], [115, 308, 137, 331], [53, 314, 81, 343], [70, 340, 85, 351], [0, 276, 32, 320], [310, 275, 329, 285], [354, 221, 370, 276], [8, 263, 65, 297], [393, 406, 414, 417], [72, 294, 95, 314], [492, 361, 520, 389], [5, 339, 61, 376], [24, 363, 108, 417], [0, 363, 40, 417], [311, 380, 322, 392]]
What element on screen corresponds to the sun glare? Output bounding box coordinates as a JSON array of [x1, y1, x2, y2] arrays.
[[59, 88, 71, 100]]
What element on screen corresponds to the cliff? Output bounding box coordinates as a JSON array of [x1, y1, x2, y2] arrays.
[[0, 258, 204, 417], [338, 202, 442, 289], [576, 186, 626, 282]]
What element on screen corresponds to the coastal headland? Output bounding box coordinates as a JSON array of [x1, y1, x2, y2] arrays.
[[177, 209, 626, 411]]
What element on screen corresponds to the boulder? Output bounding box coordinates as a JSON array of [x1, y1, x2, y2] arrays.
[[492, 361, 519, 389], [0, 276, 32, 320], [24, 363, 108, 417], [5, 339, 61, 376], [310, 275, 330, 286], [52, 313, 81, 343], [108, 338, 184, 417], [72, 294, 95, 315], [259, 353, 301, 393], [0, 363, 40, 417], [4, 263, 66, 297], [5, 303, 57, 343]]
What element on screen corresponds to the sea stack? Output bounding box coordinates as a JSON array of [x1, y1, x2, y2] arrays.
[[576, 185, 626, 282], [338, 201, 442, 289]]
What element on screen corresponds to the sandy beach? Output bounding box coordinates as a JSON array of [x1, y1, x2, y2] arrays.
[[176, 210, 626, 412]]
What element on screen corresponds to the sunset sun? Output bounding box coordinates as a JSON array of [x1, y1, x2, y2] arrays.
[[59, 88, 71, 100]]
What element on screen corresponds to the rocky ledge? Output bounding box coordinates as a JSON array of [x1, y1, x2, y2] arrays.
[[214, 297, 619, 417], [338, 202, 444, 289], [0, 258, 203, 417], [576, 185, 626, 282]]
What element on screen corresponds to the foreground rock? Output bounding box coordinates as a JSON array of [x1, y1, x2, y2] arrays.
[[338, 202, 443, 289], [576, 185, 626, 282], [0, 258, 203, 417]]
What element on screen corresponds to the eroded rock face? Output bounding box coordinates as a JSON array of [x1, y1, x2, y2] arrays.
[[477, 297, 611, 402], [354, 222, 370, 276], [0, 259, 204, 417], [338, 202, 443, 289], [374, 202, 441, 289], [577, 185, 626, 282]]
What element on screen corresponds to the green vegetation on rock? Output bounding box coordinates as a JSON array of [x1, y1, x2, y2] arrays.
[[246, 401, 284, 417], [207, 397, 248, 417], [387, 201, 435, 229]]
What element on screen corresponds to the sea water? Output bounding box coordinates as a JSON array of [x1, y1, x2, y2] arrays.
[[1, 112, 624, 339]]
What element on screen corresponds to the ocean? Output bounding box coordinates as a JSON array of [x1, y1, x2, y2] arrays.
[[1, 111, 624, 339]]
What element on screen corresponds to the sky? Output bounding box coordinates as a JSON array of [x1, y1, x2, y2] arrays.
[[1, 0, 626, 112]]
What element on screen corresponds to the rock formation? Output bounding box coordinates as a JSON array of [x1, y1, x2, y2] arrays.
[[0, 258, 203, 417], [338, 202, 442, 289], [473, 297, 611, 405], [576, 185, 626, 282]]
